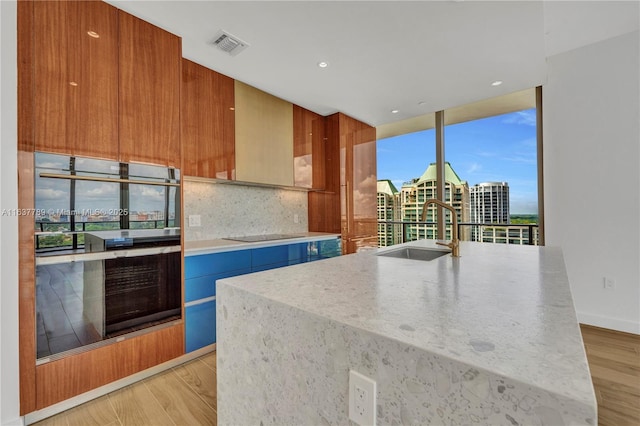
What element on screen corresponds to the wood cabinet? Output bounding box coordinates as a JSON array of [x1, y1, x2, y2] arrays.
[[119, 11, 181, 167], [181, 59, 235, 179], [293, 106, 325, 189], [234, 81, 294, 186], [33, 0, 119, 159], [310, 113, 377, 254], [31, 3, 181, 167]]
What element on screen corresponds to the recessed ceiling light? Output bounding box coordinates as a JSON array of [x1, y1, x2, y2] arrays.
[[69, 81, 78, 87], [318, 61, 329, 68], [391, 109, 399, 114], [491, 80, 503, 87], [87, 31, 100, 38]]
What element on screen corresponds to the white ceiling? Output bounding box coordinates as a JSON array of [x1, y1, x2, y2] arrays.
[[106, 1, 639, 128]]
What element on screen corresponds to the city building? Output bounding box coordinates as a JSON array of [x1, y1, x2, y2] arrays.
[[400, 162, 470, 242], [470, 182, 510, 224], [376, 180, 401, 247]]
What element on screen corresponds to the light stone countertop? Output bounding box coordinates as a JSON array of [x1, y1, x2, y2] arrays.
[[184, 232, 341, 256], [217, 239, 596, 411]]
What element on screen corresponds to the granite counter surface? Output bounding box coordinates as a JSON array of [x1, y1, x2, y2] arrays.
[[217, 240, 597, 424]]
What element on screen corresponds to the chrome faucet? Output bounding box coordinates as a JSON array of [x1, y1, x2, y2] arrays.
[[421, 199, 460, 257]]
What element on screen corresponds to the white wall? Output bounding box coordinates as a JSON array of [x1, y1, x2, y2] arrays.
[[1, 1, 24, 424], [544, 31, 640, 334]]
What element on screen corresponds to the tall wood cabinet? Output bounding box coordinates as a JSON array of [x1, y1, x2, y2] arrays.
[[181, 59, 236, 179], [310, 113, 377, 254], [33, 0, 119, 159], [118, 11, 181, 167], [18, 1, 184, 414], [31, 2, 181, 167]]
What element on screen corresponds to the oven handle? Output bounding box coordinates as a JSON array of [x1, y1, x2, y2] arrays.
[[35, 245, 181, 266]]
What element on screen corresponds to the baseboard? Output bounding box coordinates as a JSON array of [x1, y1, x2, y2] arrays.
[[1, 417, 24, 426], [23, 345, 215, 425], [577, 311, 640, 335]]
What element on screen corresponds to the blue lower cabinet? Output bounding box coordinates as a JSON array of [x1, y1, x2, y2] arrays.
[[185, 299, 216, 353], [185, 268, 252, 302], [183, 239, 341, 352]]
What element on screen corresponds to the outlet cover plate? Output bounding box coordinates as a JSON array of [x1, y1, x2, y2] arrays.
[[188, 215, 201, 227], [349, 370, 376, 426]]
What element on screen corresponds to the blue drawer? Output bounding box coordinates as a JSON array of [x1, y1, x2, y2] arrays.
[[185, 249, 251, 279], [185, 268, 252, 302], [185, 300, 216, 353]]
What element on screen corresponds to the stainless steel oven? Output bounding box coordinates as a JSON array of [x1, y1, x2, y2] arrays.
[[84, 230, 181, 336]]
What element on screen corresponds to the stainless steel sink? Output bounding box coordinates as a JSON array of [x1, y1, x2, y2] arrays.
[[377, 247, 450, 261]]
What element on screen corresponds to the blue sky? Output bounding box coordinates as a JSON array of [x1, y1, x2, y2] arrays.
[[377, 108, 538, 214]]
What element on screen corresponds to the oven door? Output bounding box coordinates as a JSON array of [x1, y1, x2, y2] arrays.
[[104, 251, 181, 335]]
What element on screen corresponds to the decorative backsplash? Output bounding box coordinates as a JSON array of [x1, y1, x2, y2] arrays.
[[183, 179, 309, 241]]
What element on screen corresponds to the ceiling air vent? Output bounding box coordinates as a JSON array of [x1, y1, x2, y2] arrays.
[[212, 30, 249, 57]]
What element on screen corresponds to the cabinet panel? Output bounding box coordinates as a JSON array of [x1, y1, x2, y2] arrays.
[[185, 250, 252, 279], [182, 59, 235, 179], [235, 81, 294, 186], [185, 301, 216, 353], [119, 11, 181, 167], [35, 323, 183, 409], [34, 0, 119, 159], [185, 268, 251, 302], [319, 113, 377, 254], [293, 105, 325, 189]]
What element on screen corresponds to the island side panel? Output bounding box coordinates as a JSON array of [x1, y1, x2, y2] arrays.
[[216, 282, 596, 425]]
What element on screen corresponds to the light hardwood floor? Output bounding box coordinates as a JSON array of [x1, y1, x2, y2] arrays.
[[581, 324, 640, 426], [33, 352, 216, 426], [33, 326, 639, 426]]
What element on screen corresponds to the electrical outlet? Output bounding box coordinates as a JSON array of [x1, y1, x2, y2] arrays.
[[188, 215, 201, 227], [603, 277, 616, 290], [349, 370, 376, 426]]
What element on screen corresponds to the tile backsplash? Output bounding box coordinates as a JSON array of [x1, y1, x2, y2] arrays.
[[183, 179, 309, 241]]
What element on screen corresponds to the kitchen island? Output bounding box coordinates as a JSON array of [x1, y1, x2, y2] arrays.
[[216, 240, 597, 425]]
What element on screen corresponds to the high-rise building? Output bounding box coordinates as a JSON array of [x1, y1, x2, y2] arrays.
[[377, 180, 401, 247], [470, 182, 510, 224], [400, 162, 470, 242]]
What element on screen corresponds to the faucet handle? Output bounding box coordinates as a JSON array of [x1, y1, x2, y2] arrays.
[[436, 240, 452, 249]]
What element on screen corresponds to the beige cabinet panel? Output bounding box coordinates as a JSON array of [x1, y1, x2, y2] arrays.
[[234, 81, 294, 186]]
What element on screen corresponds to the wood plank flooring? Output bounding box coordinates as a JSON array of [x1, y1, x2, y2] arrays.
[[32, 326, 639, 426], [581, 324, 640, 426], [32, 352, 216, 426]]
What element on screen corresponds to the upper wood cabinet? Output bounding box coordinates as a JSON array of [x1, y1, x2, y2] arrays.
[[234, 81, 294, 186], [33, 0, 119, 159], [118, 11, 181, 168], [31, 3, 182, 168], [181, 59, 235, 179], [293, 106, 326, 189]]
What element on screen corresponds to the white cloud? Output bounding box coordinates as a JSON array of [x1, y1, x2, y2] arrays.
[[503, 110, 536, 127], [467, 163, 482, 174], [35, 188, 68, 200]]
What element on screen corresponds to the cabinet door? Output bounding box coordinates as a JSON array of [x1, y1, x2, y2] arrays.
[[293, 105, 325, 189], [118, 11, 181, 167], [234, 81, 294, 186], [34, 0, 119, 159], [185, 300, 216, 353], [182, 59, 235, 179]]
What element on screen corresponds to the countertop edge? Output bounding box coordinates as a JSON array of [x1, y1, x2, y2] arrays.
[[184, 233, 341, 256]]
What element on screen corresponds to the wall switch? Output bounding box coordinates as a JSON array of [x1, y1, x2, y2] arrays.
[[349, 370, 376, 426], [603, 277, 616, 290], [188, 215, 201, 227], [294, 214, 300, 224]]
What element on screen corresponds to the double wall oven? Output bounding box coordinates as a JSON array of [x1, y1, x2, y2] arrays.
[[34, 152, 181, 361]]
